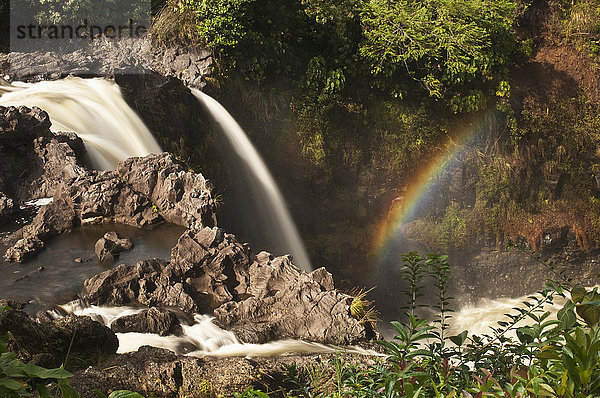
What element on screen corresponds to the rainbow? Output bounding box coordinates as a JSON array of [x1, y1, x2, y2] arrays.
[[372, 120, 486, 258]]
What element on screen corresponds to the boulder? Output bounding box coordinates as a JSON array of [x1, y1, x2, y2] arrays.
[[111, 307, 182, 336], [94, 232, 134, 263], [0, 106, 87, 202], [4, 237, 45, 262], [213, 255, 369, 345], [80, 259, 199, 313], [0, 309, 118, 369], [0, 105, 52, 146], [0, 192, 15, 222], [117, 153, 217, 229], [170, 227, 250, 309]]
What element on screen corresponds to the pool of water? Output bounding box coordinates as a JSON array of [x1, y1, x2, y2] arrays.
[[0, 223, 185, 313]]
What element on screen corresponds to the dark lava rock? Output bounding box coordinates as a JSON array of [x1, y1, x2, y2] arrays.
[[0, 192, 15, 222], [95, 231, 134, 263], [117, 153, 217, 229], [170, 227, 250, 309], [4, 237, 45, 262], [5, 152, 217, 262], [69, 346, 376, 398], [0, 309, 118, 369], [81, 259, 199, 313], [214, 254, 370, 345], [0, 105, 52, 146], [0, 106, 87, 202], [81, 226, 372, 345], [111, 307, 181, 336]]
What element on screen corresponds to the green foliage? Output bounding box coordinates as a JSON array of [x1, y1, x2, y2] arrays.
[[22, 0, 149, 25], [0, 334, 78, 398], [233, 387, 270, 398], [266, 252, 600, 398], [360, 0, 517, 111]]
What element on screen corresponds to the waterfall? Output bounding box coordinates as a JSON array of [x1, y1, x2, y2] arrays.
[[0, 77, 161, 170], [192, 89, 312, 272]]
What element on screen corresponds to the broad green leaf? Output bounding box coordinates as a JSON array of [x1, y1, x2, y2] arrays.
[[576, 304, 600, 327], [571, 287, 586, 303], [23, 363, 72, 379], [59, 379, 81, 398], [449, 330, 468, 347], [0, 378, 26, 391]]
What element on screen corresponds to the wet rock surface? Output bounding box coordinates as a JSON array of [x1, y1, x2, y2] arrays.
[[110, 307, 182, 336], [0, 308, 118, 369], [94, 231, 134, 263], [81, 226, 372, 345], [0, 106, 86, 209], [4, 151, 217, 262]]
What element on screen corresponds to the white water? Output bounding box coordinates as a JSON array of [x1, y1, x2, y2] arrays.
[[448, 290, 572, 339], [192, 89, 312, 271], [60, 303, 378, 358], [0, 77, 161, 170]]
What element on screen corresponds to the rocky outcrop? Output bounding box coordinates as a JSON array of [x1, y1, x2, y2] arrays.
[[95, 232, 134, 263], [214, 254, 367, 344], [111, 308, 182, 336], [117, 154, 217, 229], [69, 346, 376, 398], [0, 105, 86, 209], [81, 259, 200, 313], [0, 38, 211, 88], [81, 226, 372, 345], [5, 152, 217, 262], [0, 308, 118, 369]]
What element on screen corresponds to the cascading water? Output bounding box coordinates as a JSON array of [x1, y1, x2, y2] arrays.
[[59, 302, 379, 357], [0, 77, 161, 170], [192, 89, 312, 272]]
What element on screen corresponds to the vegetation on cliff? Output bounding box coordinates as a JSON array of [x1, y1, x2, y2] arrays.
[[152, 0, 600, 274]]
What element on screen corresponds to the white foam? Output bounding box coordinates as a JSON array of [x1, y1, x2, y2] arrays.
[[63, 303, 380, 358]]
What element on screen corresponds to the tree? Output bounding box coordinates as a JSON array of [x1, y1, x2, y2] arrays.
[[360, 0, 516, 111]]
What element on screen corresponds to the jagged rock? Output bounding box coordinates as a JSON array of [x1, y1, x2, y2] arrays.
[[81, 259, 199, 313], [0, 106, 86, 202], [117, 153, 217, 229], [5, 152, 217, 262], [95, 232, 134, 263], [27, 134, 86, 199], [69, 346, 379, 398], [5, 198, 77, 262], [0, 105, 52, 146], [170, 227, 250, 309], [111, 307, 182, 336], [214, 254, 369, 345], [0, 309, 118, 368], [4, 237, 45, 262], [0, 191, 14, 222], [79, 226, 371, 345]]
